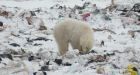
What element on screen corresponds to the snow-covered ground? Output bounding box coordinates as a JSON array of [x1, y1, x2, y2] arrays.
[[0, 0, 140, 75]]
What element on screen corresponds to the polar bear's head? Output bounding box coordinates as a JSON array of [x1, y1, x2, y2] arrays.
[[80, 33, 93, 54]]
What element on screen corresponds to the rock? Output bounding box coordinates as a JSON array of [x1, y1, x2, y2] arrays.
[[0, 57, 2, 62], [93, 55, 107, 62], [63, 62, 72, 66], [54, 59, 62, 65], [89, 50, 97, 53], [8, 49, 19, 55], [112, 64, 120, 69], [33, 71, 47, 75], [26, 38, 33, 42], [34, 43, 42, 46], [30, 11, 36, 16], [87, 55, 107, 63], [100, 40, 104, 47], [28, 56, 34, 61], [102, 15, 111, 21], [96, 67, 105, 74], [9, 43, 20, 47], [0, 21, 3, 26], [0, 54, 13, 60], [40, 66, 49, 71], [46, 61, 50, 65], [105, 52, 115, 56], [132, 3, 140, 12], [33, 37, 50, 41], [39, 25, 47, 30]]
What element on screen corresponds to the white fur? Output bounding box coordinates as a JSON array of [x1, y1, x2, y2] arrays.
[[54, 18, 94, 55]]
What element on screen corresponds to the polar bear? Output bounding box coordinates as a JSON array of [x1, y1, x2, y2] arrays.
[[53, 18, 94, 55]]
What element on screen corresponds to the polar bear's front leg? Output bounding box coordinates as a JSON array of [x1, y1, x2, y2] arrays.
[[57, 40, 68, 56]]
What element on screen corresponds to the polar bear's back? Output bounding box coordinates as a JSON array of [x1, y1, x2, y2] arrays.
[[56, 18, 91, 28], [54, 19, 93, 41], [54, 19, 92, 36]]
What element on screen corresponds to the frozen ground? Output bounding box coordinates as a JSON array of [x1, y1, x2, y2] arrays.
[[0, 0, 140, 75]]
